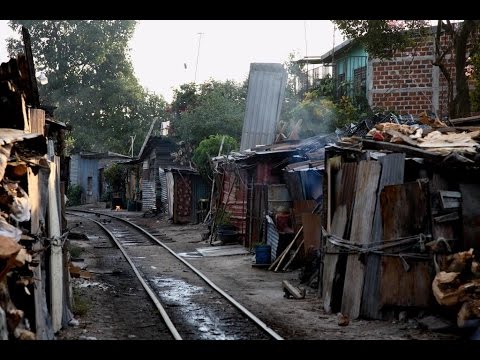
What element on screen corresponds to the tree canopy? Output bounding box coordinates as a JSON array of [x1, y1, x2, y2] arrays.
[[170, 79, 247, 147], [333, 20, 480, 118], [8, 20, 167, 154]]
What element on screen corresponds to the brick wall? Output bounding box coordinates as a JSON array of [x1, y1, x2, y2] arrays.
[[369, 26, 474, 119]]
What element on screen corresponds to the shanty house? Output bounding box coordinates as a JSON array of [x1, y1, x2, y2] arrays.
[[69, 151, 132, 204]]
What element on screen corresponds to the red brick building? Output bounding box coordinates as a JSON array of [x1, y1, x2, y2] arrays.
[[301, 23, 475, 120]]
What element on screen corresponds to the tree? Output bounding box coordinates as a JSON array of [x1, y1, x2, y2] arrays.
[[192, 135, 238, 181], [170, 79, 247, 147], [7, 20, 167, 154], [333, 20, 480, 119]]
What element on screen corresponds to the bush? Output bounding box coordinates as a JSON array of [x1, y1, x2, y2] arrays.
[[192, 135, 238, 180], [66, 184, 83, 206]]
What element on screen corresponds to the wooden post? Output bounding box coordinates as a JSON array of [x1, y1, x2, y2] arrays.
[[48, 161, 63, 332]]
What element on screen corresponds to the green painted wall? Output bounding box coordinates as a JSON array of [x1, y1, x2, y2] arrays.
[[334, 43, 368, 84]]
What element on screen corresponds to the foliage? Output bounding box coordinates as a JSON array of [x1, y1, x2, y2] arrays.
[[470, 51, 480, 112], [214, 210, 231, 226], [66, 184, 83, 206], [192, 135, 238, 180], [333, 20, 480, 118], [170, 79, 247, 148], [103, 163, 126, 194], [281, 51, 305, 120], [333, 20, 429, 59], [7, 20, 167, 154]]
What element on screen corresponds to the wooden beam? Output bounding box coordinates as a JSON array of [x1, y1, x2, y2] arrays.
[[449, 114, 480, 125], [282, 280, 306, 299], [48, 160, 63, 332], [27, 166, 40, 235], [360, 138, 442, 161]]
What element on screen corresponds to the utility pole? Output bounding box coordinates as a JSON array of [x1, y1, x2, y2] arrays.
[[194, 32, 204, 83]]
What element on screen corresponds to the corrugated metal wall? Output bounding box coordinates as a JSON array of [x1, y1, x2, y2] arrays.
[[141, 180, 156, 210], [158, 168, 168, 214], [69, 155, 79, 186], [78, 157, 99, 204], [240, 63, 287, 151]]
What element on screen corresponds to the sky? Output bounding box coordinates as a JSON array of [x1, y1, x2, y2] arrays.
[[0, 20, 344, 103]]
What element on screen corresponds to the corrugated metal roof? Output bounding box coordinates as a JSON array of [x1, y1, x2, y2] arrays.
[[239, 63, 287, 151], [0, 128, 43, 145]]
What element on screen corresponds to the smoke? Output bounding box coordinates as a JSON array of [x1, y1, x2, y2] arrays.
[[284, 97, 340, 139]]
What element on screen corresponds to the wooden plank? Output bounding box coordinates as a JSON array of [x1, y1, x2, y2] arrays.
[[48, 160, 63, 332], [459, 183, 480, 251], [322, 162, 357, 312], [449, 114, 480, 125], [341, 160, 381, 319], [282, 280, 305, 299], [27, 166, 40, 235], [361, 153, 405, 319], [282, 239, 304, 271], [33, 242, 54, 340], [322, 205, 347, 313], [28, 108, 45, 135], [327, 156, 342, 233], [360, 138, 443, 161], [379, 180, 432, 308], [430, 173, 455, 244], [270, 226, 303, 272], [301, 213, 321, 254], [21, 26, 40, 108], [336, 162, 357, 239]]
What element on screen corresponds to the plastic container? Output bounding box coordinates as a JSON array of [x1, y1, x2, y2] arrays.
[[255, 244, 271, 265]]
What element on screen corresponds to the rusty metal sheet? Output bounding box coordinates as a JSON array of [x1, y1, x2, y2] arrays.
[[302, 213, 321, 254], [379, 179, 432, 308], [361, 153, 405, 319]]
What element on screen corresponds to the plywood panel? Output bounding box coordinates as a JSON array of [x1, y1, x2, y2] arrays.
[[341, 160, 381, 319]]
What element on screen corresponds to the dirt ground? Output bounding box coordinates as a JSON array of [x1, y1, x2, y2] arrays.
[[56, 203, 464, 341]]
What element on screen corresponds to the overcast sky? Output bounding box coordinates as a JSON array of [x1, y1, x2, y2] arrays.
[[0, 20, 344, 103]]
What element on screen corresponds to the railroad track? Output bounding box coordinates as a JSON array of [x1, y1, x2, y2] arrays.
[[66, 209, 283, 340]]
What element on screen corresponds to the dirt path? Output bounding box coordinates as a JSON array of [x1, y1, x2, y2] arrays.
[[57, 206, 461, 340]]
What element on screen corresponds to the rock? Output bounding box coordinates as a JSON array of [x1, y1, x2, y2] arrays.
[[337, 313, 349, 326], [418, 315, 454, 332], [79, 335, 97, 340], [398, 311, 408, 323], [68, 318, 80, 327]]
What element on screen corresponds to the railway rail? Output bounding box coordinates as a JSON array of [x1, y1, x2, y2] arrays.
[[66, 209, 283, 340]]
